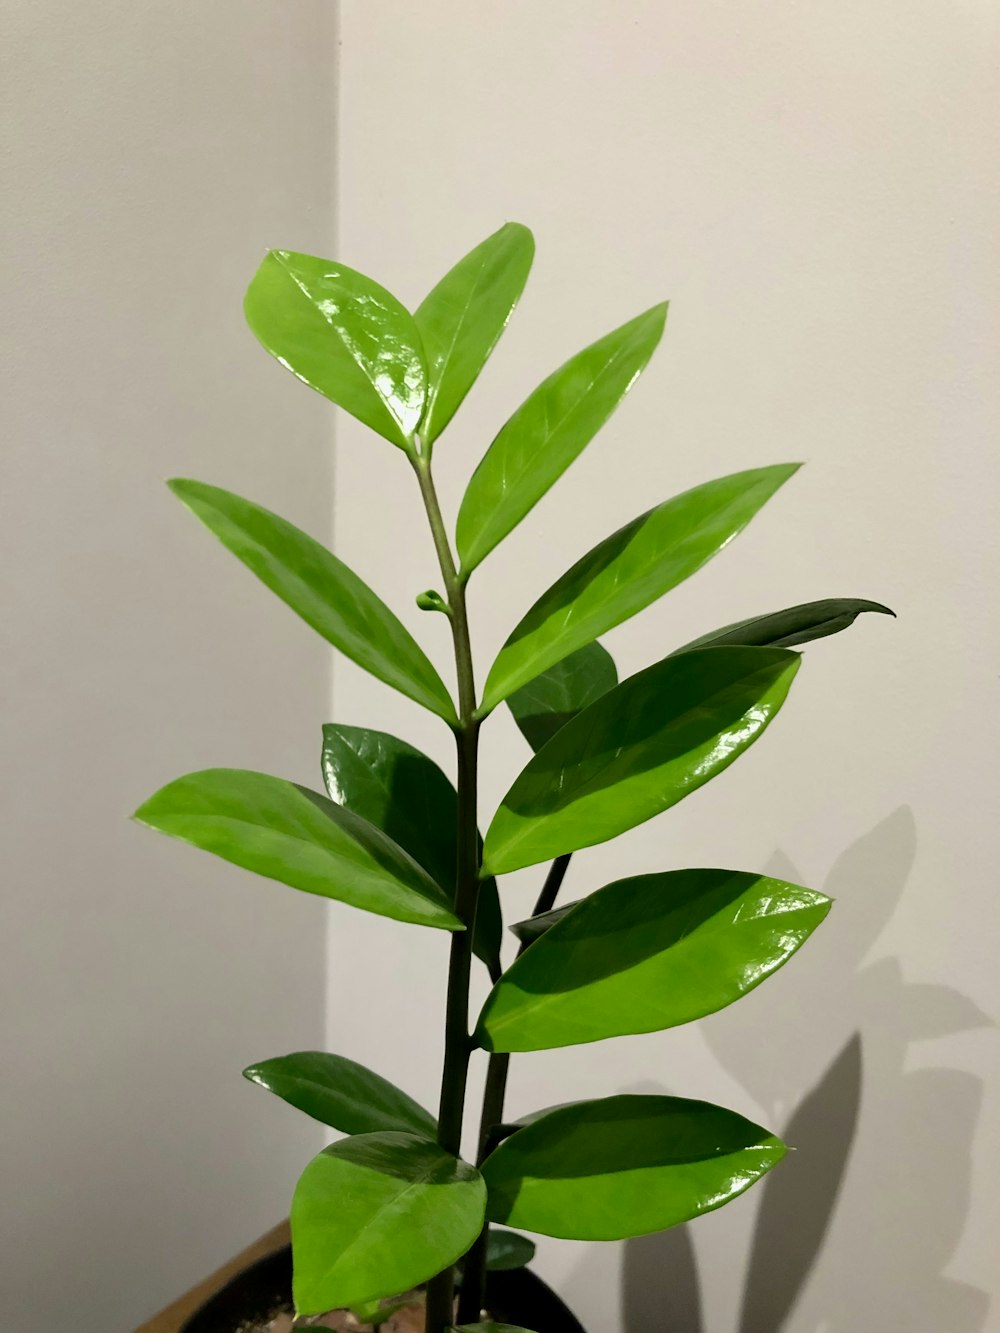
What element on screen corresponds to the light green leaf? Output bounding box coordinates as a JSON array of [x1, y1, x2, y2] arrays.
[[456, 305, 667, 575], [169, 480, 455, 722], [133, 769, 461, 931], [482, 464, 799, 711], [507, 641, 617, 753], [321, 724, 502, 973], [244, 248, 426, 449], [676, 597, 895, 652], [481, 1095, 785, 1240], [485, 1227, 536, 1272], [483, 647, 800, 875], [291, 1132, 486, 1315], [415, 223, 534, 449], [242, 1051, 435, 1137], [477, 869, 830, 1052]]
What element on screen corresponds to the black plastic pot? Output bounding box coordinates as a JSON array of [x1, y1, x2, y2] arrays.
[[180, 1241, 586, 1333]]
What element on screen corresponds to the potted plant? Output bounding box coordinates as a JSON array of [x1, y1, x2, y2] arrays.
[[134, 222, 892, 1333]]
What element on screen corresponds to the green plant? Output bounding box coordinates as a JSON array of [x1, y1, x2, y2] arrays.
[[134, 223, 892, 1333]]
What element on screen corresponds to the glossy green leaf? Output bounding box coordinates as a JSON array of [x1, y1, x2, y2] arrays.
[[456, 304, 667, 575], [415, 223, 534, 449], [321, 725, 457, 892], [481, 1095, 785, 1240], [676, 597, 895, 652], [242, 1051, 435, 1137], [507, 641, 618, 752], [482, 464, 799, 711], [485, 1227, 536, 1272], [483, 647, 800, 875], [321, 724, 501, 973], [291, 1132, 486, 1314], [244, 248, 426, 449], [169, 480, 455, 722], [477, 870, 830, 1052], [133, 769, 461, 931]]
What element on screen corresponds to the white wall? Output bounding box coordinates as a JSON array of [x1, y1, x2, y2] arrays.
[[2, 3, 336, 1328], [5, 5, 997, 1330], [334, 4, 1000, 1331]]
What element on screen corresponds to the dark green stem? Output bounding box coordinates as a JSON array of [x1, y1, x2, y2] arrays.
[[455, 853, 573, 1323], [529, 852, 572, 920], [412, 450, 481, 1333]]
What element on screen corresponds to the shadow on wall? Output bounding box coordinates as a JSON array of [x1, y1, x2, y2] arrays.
[[619, 809, 991, 1333]]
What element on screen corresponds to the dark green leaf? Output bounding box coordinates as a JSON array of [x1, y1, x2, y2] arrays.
[[415, 223, 534, 449], [485, 1227, 536, 1272], [320, 724, 501, 973], [481, 1095, 785, 1240], [513, 1102, 583, 1127], [321, 724, 457, 890], [456, 305, 667, 575], [507, 641, 618, 752], [478, 869, 830, 1052], [244, 248, 426, 449], [242, 1051, 435, 1137], [509, 903, 573, 946], [169, 480, 455, 722], [291, 1132, 486, 1314], [677, 597, 895, 652], [473, 878, 504, 980], [482, 464, 799, 710], [133, 769, 461, 930], [483, 647, 799, 875]]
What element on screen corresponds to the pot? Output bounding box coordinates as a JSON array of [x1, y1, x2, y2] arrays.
[[137, 1224, 586, 1333]]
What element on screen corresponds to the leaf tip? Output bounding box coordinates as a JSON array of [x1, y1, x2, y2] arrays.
[[771, 461, 804, 482], [166, 476, 209, 511], [505, 219, 535, 246], [130, 798, 154, 827]]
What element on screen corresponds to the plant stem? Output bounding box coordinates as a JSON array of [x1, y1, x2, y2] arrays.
[[455, 853, 573, 1323], [529, 852, 572, 920], [412, 450, 481, 1333]]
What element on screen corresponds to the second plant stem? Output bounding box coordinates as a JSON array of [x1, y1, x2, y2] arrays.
[[455, 852, 572, 1324], [413, 450, 481, 1333]]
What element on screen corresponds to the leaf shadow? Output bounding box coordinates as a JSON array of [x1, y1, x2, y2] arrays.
[[611, 808, 993, 1331], [738, 1032, 862, 1333], [622, 1223, 703, 1333], [715, 808, 992, 1331]]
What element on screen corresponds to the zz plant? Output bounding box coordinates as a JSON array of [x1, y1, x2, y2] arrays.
[[135, 223, 891, 1333]]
